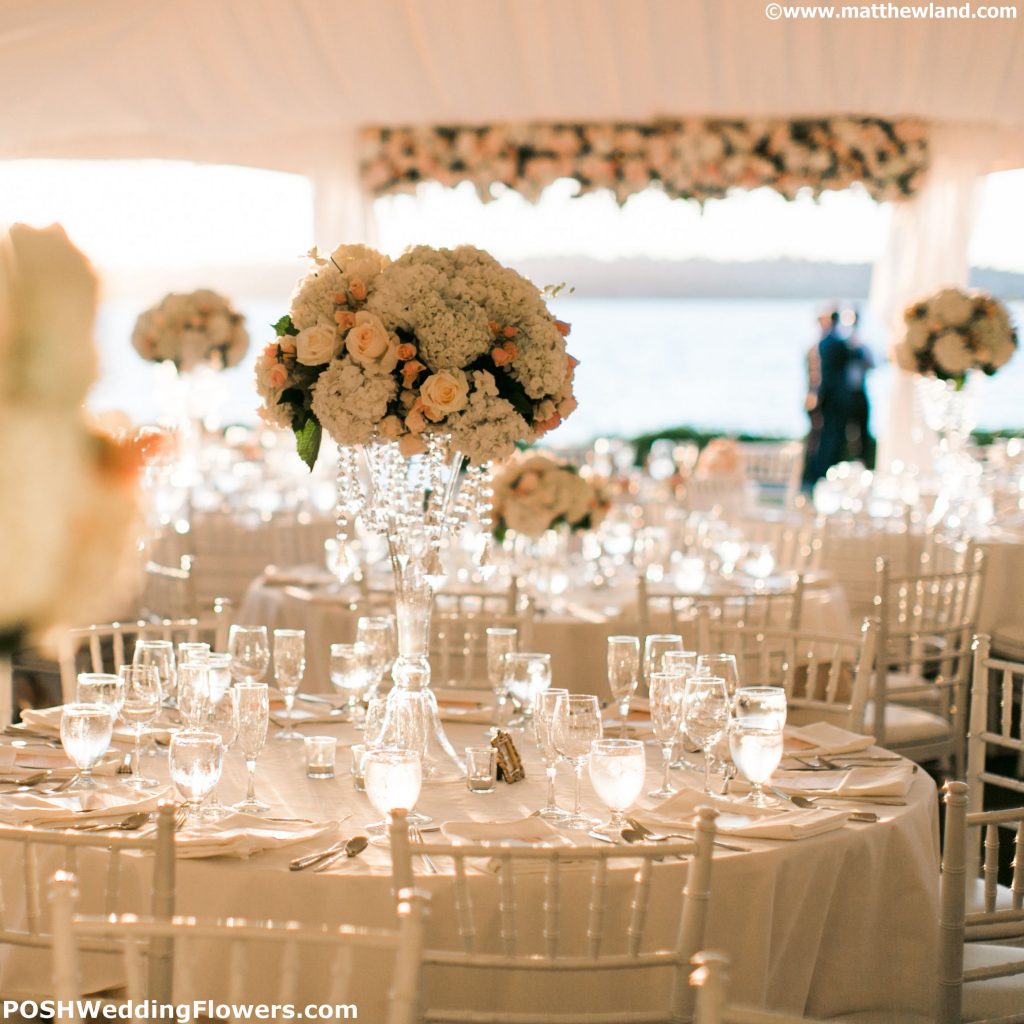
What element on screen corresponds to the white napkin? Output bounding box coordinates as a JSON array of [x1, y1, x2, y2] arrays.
[[435, 696, 494, 726], [0, 783, 173, 826], [647, 787, 848, 841], [772, 763, 915, 799], [0, 747, 122, 779], [442, 816, 571, 847], [174, 814, 334, 860], [19, 706, 178, 745], [784, 722, 876, 757]]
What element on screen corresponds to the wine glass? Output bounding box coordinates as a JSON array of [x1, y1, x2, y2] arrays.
[[363, 696, 388, 748], [648, 671, 685, 799], [643, 634, 684, 688], [176, 663, 210, 731], [59, 703, 113, 790], [695, 653, 740, 696], [232, 682, 270, 814], [552, 693, 603, 830], [75, 673, 125, 723], [329, 642, 371, 721], [117, 665, 162, 788], [206, 652, 232, 704], [228, 625, 270, 685], [272, 628, 306, 741], [734, 686, 788, 730], [533, 688, 570, 823], [133, 639, 176, 703], [729, 720, 784, 807], [178, 641, 210, 666], [682, 676, 731, 795], [485, 626, 518, 725], [169, 730, 224, 830], [589, 738, 647, 841], [356, 616, 395, 700], [200, 687, 238, 821], [364, 749, 422, 835], [663, 650, 699, 678], [503, 652, 551, 725], [607, 635, 640, 736]]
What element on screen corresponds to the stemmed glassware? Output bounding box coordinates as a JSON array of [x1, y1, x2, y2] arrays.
[[533, 688, 570, 823], [648, 671, 685, 799], [228, 625, 270, 686], [60, 704, 114, 791], [696, 653, 739, 696], [272, 628, 306, 741], [643, 634, 684, 688], [233, 682, 270, 814], [734, 686, 788, 729], [117, 665, 162, 788], [133, 639, 176, 709], [503, 652, 551, 726], [169, 731, 223, 830], [589, 738, 647, 841], [485, 627, 518, 726], [363, 696, 388, 748], [75, 673, 125, 723], [329, 642, 371, 721], [729, 720, 784, 807], [355, 616, 395, 701], [206, 652, 233, 704], [607, 635, 640, 736], [178, 641, 210, 667], [364, 749, 423, 836], [176, 663, 210, 731], [682, 676, 731, 795], [201, 688, 238, 821], [663, 650, 698, 678], [552, 693, 603, 830]]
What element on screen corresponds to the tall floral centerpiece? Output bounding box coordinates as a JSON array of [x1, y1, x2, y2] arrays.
[[256, 244, 578, 768], [892, 286, 1018, 525], [0, 225, 151, 726]]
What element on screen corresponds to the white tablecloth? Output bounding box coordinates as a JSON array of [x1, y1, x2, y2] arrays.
[[0, 719, 939, 1020]]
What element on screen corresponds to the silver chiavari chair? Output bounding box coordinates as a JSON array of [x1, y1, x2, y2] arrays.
[[49, 871, 425, 1024], [734, 441, 804, 510], [388, 807, 718, 1024], [0, 805, 176, 1001]]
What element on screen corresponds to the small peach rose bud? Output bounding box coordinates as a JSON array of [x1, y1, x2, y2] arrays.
[[492, 347, 512, 367], [348, 279, 367, 302], [503, 325, 517, 338], [396, 342, 417, 361]]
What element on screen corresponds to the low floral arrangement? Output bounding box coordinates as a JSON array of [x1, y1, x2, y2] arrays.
[[695, 438, 745, 479], [893, 287, 1018, 386], [0, 224, 153, 646], [132, 289, 249, 372], [490, 451, 611, 541], [255, 244, 578, 468]]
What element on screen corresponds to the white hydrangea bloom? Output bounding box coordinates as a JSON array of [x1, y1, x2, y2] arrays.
[[291, 263, 344, 331], [929, 288, 974, 327], [311, 359, 396, 446], [932, 330, 974, 376]]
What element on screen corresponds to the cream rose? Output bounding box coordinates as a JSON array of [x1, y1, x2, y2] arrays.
[[345, 311, 398, 375], [932, 330, 973, 376], [930, 289, 974, 328], [419, 370, 469, 418], [296, 322, 340, 366]]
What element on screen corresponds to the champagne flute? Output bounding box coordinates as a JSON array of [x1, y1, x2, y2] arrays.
[[206, 652, 232, 705], [503, 652, 551, 725], [533, 688, 570, 823], [273, 628, 306, 741], [200, 688, 238, 821], [118, 665, 162, 788], [643, 634, 684, 688], [682, 676, 731, 795], [176, 663, 210, 731], [734, 686, 788, 730], [356, 616, 395, 701], [589, 738, 646, 841], [329, 642, 371, 722], [59, 704, 113, 791], [233, 682, 270, 814], [729, 720, 784, 807], [75, 673, 125, 723], [552, 693, 603, 830], [364, 749, 422, 836], [648, 671, 684, 798], [228, 625, 270, 685], [607, 635, 640, 737], [485, 626, 517, 725], [169, 731, 223, 830]]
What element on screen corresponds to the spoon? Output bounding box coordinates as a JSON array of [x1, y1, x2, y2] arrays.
[[313, 835, 369, 872], [57, 811, 153, 833], [0, 771, 51, 787]]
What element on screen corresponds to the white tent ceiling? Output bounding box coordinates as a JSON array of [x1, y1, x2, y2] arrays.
[[2, 0, 1024, 175]]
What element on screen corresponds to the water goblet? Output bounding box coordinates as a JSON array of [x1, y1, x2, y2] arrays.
[[729, 719, 784, 807], [75, 673, 125, 723], [552, 693, 603, 830], [169, 730, 224, 830], [329, 642, 371, 721], [589, 738, 647, 841], [355, 616, 395, 701], [364, 749, 422, 836], [178, 641, 210, 666], [733, 686, 788, 730], [117, 665, 162, 788], [643, 634, 684, 688], [176, 663, 210, 731], [533, 688, 570, 823], [60, 703, 114, 791], [503, 652, 551, 726], [663, 650, 699, 678], [363, 696, 388, 748], [607, 635, 640, 737], [485, 626, 518, 725], [228, 625, 269, 685], [133, 639, 176, 703], [272, 628, 306, 741], [648, 671, 685, 798], [201, 687, 238, 821], [695, 653, 740, 696], [232, 682, 270, 814], [682, 676, 731, 795], [206, 652, 232, 705]]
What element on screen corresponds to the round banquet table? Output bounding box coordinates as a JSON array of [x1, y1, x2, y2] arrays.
[[0, 715, 939, 1021], [238, 569, 853, 700]]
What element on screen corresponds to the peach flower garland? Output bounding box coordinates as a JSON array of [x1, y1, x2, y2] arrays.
[[255, 244, 578, 468]]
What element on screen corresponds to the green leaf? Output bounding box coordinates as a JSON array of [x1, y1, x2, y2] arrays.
[[294, 416, 322, 471], [273, 315, 298, 337]]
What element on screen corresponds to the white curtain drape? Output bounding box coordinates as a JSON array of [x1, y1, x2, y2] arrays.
[[309, 134, 378, 248], [870, 125, 994, 473]]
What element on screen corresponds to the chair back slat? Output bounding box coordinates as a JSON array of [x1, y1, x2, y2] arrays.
[[104, 849, 121, 916], [229, 938, 247, 1004], [1013, 823, 1024, 913], [280, 934, 301, 1003], [327, 944, 355, 1005], [627, 859, 653, 957], [984, 824, 1000, 913]]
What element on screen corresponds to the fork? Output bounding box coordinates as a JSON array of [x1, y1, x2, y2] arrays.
[[410, 825, 440, 874], [626, 817, 750, 852]]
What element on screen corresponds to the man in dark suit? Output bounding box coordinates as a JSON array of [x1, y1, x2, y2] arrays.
[[801, 309, 851, 489]]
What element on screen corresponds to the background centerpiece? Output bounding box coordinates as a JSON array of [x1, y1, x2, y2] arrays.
[[256, 243, 578, 769]]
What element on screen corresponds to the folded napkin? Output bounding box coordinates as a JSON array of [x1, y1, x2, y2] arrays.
[[647, 787, 848, 841], [19, 706, 178, 746], [0, 783, 172, 826], [174, 814, 334, 860], [0, 747, 122, 779], [771, 763, 915, 799], [442, 816, 571, 847], [784, 722, 876, 757], [435, 697, 494, 725]]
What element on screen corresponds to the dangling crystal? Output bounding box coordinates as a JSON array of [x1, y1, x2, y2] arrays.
[[422, 546, 447, 590]]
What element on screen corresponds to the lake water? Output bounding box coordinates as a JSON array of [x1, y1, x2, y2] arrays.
[[91, 296, 1024, 443]]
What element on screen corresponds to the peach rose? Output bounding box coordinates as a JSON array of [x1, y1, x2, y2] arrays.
[[401, 359, 425, 388], [396, 342, 417, 361], [268, 363, 288, 389], [405, 403, 428, 434], [296, 322, 340, 366], [419, 370, 469, 419], [380, 414, 404, 440], [335, 310, 356, 330], [492, 347, 512, 367], [399, 433, 427, 457], [348, 279, 367, 302], [345, 311, 399, 375]]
